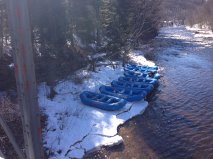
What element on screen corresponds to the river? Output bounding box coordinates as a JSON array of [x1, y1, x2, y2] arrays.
[[85, 26, 213, 159]]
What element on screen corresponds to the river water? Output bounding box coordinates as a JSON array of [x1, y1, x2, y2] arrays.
[[85, 26, 213, 159]]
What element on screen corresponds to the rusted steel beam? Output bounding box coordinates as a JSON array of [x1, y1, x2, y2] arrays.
[[0, 115, 25, 159], [6, 0, 44, 159]]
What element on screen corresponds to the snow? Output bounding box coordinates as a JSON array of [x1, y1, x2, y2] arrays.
[[158, 26, 195, 41], [39, 51, 155, 159], [159, 25, 213, 48], [129, 50, 156, 66], [39, 25, 213, 159], [90, 52, 106, 59]]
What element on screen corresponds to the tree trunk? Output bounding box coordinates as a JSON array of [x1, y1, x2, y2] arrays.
[[67, 0, 75, 47], [0, 5, 3, 58], [95, 0, 101, 47]]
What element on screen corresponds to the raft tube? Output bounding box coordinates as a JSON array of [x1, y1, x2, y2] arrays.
[[99, 85, 146, 102], [80, 91, 127, 111], [118, 76, 158, 86], [111, 80, 154, 93]]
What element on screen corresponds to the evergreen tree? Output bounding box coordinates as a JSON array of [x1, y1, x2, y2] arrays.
[[34, 0, 67, 57], [0, 0, 9, 57], [71, 0, 97, 46], [100, 0, 119, 51], [0, 1, 3, 57]]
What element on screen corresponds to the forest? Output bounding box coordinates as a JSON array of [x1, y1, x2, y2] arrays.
[[0, 0, 213, 90]]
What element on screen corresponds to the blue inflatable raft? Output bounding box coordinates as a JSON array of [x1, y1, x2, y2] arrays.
[[99, 85, 146, 102], [80, 91, 127, 111], [118, 76, 158, 86], [124, 69, 160, 79], [124, 70, 146, 78], [152, 73, 161, 79], [124, 70, 160, 79], [124, 67, 157, 75], [125, 64, 160, 79], [111, 80, 154, 93], [126, 64, 158, 72]]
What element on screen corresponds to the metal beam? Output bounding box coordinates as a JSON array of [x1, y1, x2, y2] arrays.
[[5, 0, 44, 159], [0, 115, 25, 159]]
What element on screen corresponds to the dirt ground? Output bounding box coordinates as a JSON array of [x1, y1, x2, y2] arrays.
[[0, 94, 49, 159], [0, 94, 24, 159]]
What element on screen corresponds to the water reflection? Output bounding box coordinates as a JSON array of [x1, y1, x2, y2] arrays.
[[84, 27, 213, 159]]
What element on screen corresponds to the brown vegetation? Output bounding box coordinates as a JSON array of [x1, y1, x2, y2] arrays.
[[0, 55, 16, 91]]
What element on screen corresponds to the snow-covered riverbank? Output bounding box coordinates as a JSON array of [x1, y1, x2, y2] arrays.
[[83, 26, 213, 159], [39, 51, 156, 159], [39, 25, 213, 159]]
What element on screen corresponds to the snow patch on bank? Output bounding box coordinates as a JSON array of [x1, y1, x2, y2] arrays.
[[39, 50, 154, 159], [159, 26, 195, 41], [129, 50, 156, 66], [159, 26, 213, 48]]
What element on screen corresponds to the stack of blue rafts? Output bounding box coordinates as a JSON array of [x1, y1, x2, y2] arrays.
[[80, 64, 160, 111]]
